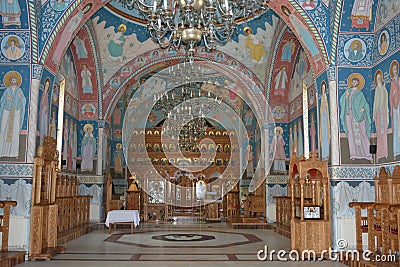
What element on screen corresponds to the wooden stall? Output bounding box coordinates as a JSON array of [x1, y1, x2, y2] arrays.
[[242, 182, 266, 222], [225, 183, 240, 221], [349, 166, 400, 262], [288, 152, 331, 254], [105, 173, 123, 214]]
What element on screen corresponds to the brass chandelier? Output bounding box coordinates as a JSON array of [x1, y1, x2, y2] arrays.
[[126, 0, 270, 57]]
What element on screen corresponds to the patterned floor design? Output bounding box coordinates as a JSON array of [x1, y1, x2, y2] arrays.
[[19, 222, 347, 267]]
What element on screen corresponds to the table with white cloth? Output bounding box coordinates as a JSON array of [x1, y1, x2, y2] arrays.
[[105, 210, 140, 234]]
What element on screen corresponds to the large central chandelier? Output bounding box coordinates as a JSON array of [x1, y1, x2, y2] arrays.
[[126, 0, 269, 57]]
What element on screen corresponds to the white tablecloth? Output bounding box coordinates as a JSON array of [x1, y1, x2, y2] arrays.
[[105, 210, 140, 227]]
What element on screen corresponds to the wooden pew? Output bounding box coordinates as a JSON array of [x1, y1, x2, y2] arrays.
[[0, 200, 26, 267]]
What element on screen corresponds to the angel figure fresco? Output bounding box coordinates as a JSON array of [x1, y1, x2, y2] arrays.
[[244, 27, 266, 69], [0, 71, 26, 157], [0, 0, 21, 27], [39, 78, 51, 145], [297, 120, 304, 157], [350, 0, 373, 30], [114, 143, 123, 174], [73, 35, 88, 59], [108, 23, 126, 62], [378, 31, 389, 56], [81, 64, 93, 94], [346, 39, 365, 62], [274, 66, 288, 96]]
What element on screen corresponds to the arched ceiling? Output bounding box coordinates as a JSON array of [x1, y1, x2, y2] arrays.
[[44, 0, 329, 77], [44, 0, 330, 123]]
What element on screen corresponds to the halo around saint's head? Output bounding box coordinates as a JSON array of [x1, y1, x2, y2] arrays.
[[84, 123, 94, 133], [347, 73, 365, 90], [118, 24, 127, 33], [4, 71, 22, 87], [374, 69, 383, 85], [390, 60, 399, 79], [243, 27, 252, 35], [274, 126, 283, 135], [7, 36, 19, 46]]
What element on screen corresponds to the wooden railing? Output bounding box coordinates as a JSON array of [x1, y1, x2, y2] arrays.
[[274, 196, 291, 236], [56, 196, 92, 245], [56, 174, 78, 198], [55, 174, 92, 246]]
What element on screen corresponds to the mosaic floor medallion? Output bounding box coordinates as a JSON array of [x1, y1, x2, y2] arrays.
[[151, 233, 216, 242]]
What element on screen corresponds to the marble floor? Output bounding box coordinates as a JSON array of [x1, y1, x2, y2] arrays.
[[19, 222, 347, 267]]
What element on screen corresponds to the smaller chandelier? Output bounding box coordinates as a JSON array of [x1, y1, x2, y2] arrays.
[[153, 80, 222, 150], [127, 0, 269, 57]]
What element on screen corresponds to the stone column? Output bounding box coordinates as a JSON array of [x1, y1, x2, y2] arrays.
[[27, 76, 41, 163], [328, 67, 339, 165], [96, 124, 104, 176]]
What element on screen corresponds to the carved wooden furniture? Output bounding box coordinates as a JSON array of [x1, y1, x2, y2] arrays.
[[56, 174, 92, 245], [225, 183, 240, 221], [243, 181, 266, 222], [0, 201, 17, 252], [142, 177, 169, 222], [348, 202, 373, 253], [0, 200, 26, 267], [126, 175, 141, 211], [243, 195, 265, 218], [205, 201, 219, 221], [273, 196, 291, 237], [29, 136, 65, 260], [289, 152, 331, 254], [29, 136, 92, 260], [349, 166, 400, 260], [388, 205, 400, 256], [105, 173, 123, 214]]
